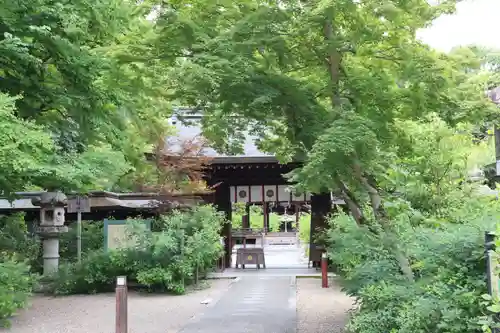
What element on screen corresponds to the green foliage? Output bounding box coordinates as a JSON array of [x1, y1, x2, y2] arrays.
[[0, 214, 39, 328], [0, 213, 37, 258], [322, 118, 498, 333], [327, 211, 493, 333], [0, 258, 37, 328], [0, 0, 172, 195], [298, 213, 311, 244], [59, 221, 104, 263], [52, 205, 224, 295], [380, 116, 495, 222], [231, 203, 280, 232]]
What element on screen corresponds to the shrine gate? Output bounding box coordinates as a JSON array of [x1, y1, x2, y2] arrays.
[[171, 112, 343, 269]]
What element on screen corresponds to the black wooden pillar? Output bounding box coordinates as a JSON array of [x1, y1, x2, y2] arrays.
[[214, 184, 232, 269], [309, 193, 332, 267], [242, 204, 250, 229], [262, 202, 269, 233]]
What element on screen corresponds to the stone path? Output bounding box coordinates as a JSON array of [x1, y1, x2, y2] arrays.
[[179, 277, 296, 333]]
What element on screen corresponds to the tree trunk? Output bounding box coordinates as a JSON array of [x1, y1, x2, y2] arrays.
[[335, 179, 365, 226], [323, 20, 342, 109], [352, 159, 414, 282]]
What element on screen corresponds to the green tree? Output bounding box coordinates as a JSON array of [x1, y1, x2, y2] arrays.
[[0, 0, 172, 194]]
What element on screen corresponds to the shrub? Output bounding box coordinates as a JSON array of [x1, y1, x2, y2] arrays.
[[51, 250, 130, 294], [0, 213, 39, 327], [327, 211, 492, 333], [0, 257, 37, 327], [0, 213, 40, 263], [52, 205, 225, 295]]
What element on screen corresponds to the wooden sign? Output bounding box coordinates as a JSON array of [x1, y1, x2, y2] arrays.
[[67, 196, 91, 213], [104, 219, 151, 251]]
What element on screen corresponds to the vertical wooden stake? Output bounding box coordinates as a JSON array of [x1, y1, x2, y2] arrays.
[[263, 202, 268, 234], [321, 252, 328, 288], [485, 232, 499, 333], [115, 276, 128, 333]]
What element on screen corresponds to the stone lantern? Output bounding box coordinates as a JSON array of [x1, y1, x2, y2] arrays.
[[31, 191, 68, 276]]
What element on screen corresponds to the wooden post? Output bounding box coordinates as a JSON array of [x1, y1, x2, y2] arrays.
[[115, 276, 128, 333], [486, 232, 498, 297], [321, 252, 328, 288], [215, 184, 232, 269], [310, 193, 332, 267], [263, 202, 268, 234], [243, 204, 250, 229], [485, 231, 499, 333]]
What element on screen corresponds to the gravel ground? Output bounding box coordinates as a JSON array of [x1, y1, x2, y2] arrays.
[[2, 279, 233, 333], [296, 278, 354, 333]]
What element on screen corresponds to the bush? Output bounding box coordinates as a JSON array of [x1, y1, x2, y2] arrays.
[[0, 257, 37, 328], [326, 211, 492, 333], [52, 205, 225, 295], [0, 213, 40, 263], [0, 214, 39, 327]]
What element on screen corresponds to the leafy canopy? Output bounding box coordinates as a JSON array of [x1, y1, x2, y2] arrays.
[[0, 0, 173, 194]]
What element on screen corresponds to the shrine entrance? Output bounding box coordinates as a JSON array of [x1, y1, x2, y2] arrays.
[[205, 160, 342, 271], [227, 185, 306, 268]]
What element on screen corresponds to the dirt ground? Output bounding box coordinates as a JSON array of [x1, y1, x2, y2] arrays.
[[2, 279, 234, 333], [296, 277, 355, 333]]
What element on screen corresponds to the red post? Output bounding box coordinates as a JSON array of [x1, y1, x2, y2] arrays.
[[115, 276, 128, 333], [321, 252, 328, 288]]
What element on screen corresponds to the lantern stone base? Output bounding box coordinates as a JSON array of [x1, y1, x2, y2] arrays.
[[36, 225, 68, 276]]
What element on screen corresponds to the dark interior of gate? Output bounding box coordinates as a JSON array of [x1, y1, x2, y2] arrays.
[[170, 111, 344, 270]]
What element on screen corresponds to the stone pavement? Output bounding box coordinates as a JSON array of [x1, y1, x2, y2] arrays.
[[179, 276, 297, 333]]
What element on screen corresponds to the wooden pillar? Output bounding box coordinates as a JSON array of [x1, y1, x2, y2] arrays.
[[214, 184, 232, 269], [309, 193, 332, 267], [242, 204, 250, 229], [263, 202, 270, 234]]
